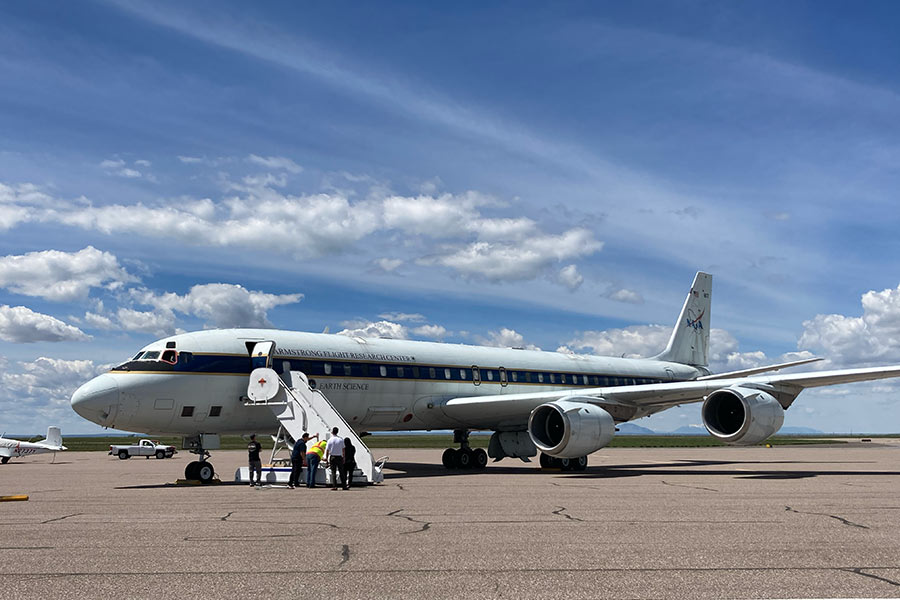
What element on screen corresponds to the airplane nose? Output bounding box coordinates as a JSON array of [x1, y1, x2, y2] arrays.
[[71, 375, 120, 426]]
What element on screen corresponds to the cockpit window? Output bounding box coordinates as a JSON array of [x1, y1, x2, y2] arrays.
[[132, 351, 145, 360], [160, 350, 178, 364], [143, 351, 160, 360]]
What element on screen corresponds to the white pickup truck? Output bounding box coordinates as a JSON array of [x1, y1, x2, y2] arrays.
[[109, 439, 177, 460]]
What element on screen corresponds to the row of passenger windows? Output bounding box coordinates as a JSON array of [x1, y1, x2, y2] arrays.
[[279, 360, 660, 387]]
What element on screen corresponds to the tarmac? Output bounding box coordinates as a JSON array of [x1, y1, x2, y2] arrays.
[[1, 441, 899, 599]]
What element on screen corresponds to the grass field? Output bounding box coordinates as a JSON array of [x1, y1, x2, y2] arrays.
[[20, 433, 896, 453]]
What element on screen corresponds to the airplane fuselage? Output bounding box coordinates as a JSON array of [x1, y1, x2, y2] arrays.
[[72, 328, 705, 436]]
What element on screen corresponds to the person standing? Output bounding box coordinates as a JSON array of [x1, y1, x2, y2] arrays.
[[305, 438, 327, 488], [289, 432, 317, 489], [247, 434, 262, 487], [342, 437, 357, 490], [324, 427, 345, 490]]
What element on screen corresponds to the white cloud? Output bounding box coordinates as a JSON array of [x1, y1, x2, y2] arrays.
[[3, 181, 601, 288], [373, 258, 403, 272], [337, 320, 408, 339], [247, 154, 303, 174], [0, 357, 107, 430], [565, 325, 671, 359], [412, 324, 447, 339], [116, 307, 177, 336], [0, 182, 48, 230], [135, 283, 303, 330], [238, 173, 287, 189], [100, 158, 146, 179], [421, 228, 602, 283], [82, 311, 115, 330], [0, 246, 136, 301], [607, 288, 644, 304], [478, 328, 540, 350], [0, 305, 90, 343], [798, 283, 900, 366], [378, 312, 426, 322], [177, 155, 204, 164], [383, 193, 484, 238], [558, 264, 584, 291]]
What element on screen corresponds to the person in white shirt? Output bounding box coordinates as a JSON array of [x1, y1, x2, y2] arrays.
[[324, 427, 345, 490]]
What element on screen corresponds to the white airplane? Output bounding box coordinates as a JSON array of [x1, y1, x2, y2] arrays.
[[0, 426, 67, 463], [70, 272, 900, 481]]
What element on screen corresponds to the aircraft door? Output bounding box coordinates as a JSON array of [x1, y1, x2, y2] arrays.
[[472, 366, 481, 386], [250, 341, 277, 370], [499, 367, 508, 387]]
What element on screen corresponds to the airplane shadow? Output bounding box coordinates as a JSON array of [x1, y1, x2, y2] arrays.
[[384, 459, 900, 481]]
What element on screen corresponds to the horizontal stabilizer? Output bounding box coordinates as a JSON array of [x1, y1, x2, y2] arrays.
[[697, 357, 823, 381]]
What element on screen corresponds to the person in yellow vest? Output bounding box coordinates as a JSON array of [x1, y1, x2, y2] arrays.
[[305, 438, 327, 488]]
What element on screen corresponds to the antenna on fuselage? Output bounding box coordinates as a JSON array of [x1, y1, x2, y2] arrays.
[[322, 326, 330, 334]]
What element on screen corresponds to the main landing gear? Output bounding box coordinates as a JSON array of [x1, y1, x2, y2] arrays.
[[441, 429, 488, 470], [184, 437, 215, 484], [539, 453, 588, 472]]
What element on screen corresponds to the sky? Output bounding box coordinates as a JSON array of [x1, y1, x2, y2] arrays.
[[2, 1, 900, 434]]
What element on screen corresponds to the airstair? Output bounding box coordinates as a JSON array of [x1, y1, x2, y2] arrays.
[[236, 341, 386, 486]]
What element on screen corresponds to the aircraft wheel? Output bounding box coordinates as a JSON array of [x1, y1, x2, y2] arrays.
[[473, 448, 488, 469], [441, 448, 457, 469], [539, 453, 555, 469], [197, 461, 215, 484], [118, 450, 130, 460], [574, 456, 588, 471], [1, 456, 9, 464], [155, 450, 165, 459], [185, 461, 200, 480], [456, 448, 473, 469], [560, 457, 573, 471]]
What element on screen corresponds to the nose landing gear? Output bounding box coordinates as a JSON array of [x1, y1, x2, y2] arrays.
[[183, 435, 216, 484]]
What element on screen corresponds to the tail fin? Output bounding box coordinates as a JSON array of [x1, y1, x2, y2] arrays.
[[653, 272, 711, 367], [44, 426, 63, 449]]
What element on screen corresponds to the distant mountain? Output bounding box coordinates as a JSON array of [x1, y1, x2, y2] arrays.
[[669, 424, 708, 435], [779, 426, 824, 434], [617, 423, 656, 435]]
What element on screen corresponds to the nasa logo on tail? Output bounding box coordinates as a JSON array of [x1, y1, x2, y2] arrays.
[[685, 309, 705, 331]]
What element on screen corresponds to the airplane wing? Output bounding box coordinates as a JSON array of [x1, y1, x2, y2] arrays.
[[439, 364, 900, 429]]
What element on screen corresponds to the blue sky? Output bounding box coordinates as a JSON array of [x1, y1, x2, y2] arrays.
[[2, 1, 900, 434]]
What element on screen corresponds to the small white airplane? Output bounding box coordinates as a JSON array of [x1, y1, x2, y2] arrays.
[[70, 272, 900, 481], [0, 426, 67, 463]]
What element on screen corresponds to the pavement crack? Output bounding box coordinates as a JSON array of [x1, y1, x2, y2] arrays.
[[41, 513, 82, 524], [661, 480, 718, 492], [785, 506, 868, 529], [340, 544, 350, 566], [552, 506, 584, 522], [220, 511, 235, 521], [387, 508, 431, 534], [844, 568, 900, 587], [395, 483, 406, 491]]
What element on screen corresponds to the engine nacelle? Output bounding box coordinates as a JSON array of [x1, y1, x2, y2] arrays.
[[702, 386, 784, 445], [528, 399, 615, 458]]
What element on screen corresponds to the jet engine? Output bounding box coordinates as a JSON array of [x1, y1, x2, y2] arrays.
[[701, 386, 784, 445], [528, 399, 615, 458]]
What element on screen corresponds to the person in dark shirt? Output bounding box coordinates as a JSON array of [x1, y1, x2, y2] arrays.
[[342, 437, 357, 490], [247, 434, 262, 487], [288, 432, 318, 488]]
